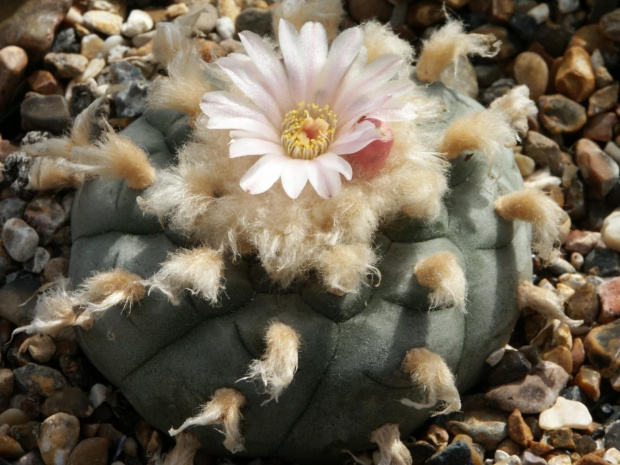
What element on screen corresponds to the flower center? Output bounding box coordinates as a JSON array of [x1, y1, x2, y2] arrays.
[[281, 103, 337, 160]]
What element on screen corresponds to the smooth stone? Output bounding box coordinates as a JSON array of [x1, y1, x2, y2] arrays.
[[508, 409, 533, 447], [1, 218, 39, 262], [83, 11, 123, 36], [216, 16, 236, 40], [600, 9, 620, 41], [446, 409, 508, 450], [575, 138, 620, 198], [584, 249, 620, 277], [597, 276, 620, 323], [67, 437, 109, 465], [20, 94, 71, 133], [538, 94, 587, 134], [42, 387, 92, 419], [408, 1, 446, 27], [121, 10, 153, 38], [0, 369, 14, 398], [75, 58, 105, 83], [539, 397, 592, 430], [89, 384, 107, 409], [576, 435, 597, 455], [426, 440, 474, 465], [564, 230, 603, 255], [487, 350, 532, 386], [235, 7, 273, 36], [513, 52, 548, 100], [535, 21, 572, 57], [100, 35, 129, 59], [0, 46, 28, 113], [527, 3, 549, 23], [548, 456, 571, 465], [38, 413, 80, 465], [605, 421, 620, 449], [50, 28, 79, 54], [542, 346, 573, 374], [0, 435, 25, 459], [602, 209, 620, 253], [558, 0, 579, 12], [604, 448, 620, 464], [24, 247, 50, 274], [584, 112, 617, 143], [548, 427, 575, 449], [508, 12, 537, 42], [0, 198, 27, 224], [80, 34, 104, 59], [584, 318, 620, 378], [22, 334, 55, 364], [485, 362, 569, 414], [595, 66, 614, 88], [131, 30, 156, 48], [24, 197, 66, 246], [524, 132, 562, 171], [574, 365, 601, 401], [0, 0, 71, 62], [10, 422, 41, 452], [42, 257, 69, 282], [14, 364, 67, 398], [566, 281, 599, 325], [44, 52, 88, 79], [26, 70, 62, 95], [0, 408, 29, 426], [588, 83, 619, 116], [574, 453, 609, 464], [515, 153, 535, 177], [452, 434, 484, 465], [555, 46, 595, 102], [198, 40, 226, 62], [522, 450, 547, 465], [571, 338, 586, 373]]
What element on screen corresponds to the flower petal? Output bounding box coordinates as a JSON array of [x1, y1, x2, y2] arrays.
[[308, 162, 342, 198], [366, 101, 418, 122], [280, 158, 310, 199], [329, 120, 380, 155], [299, 21, 328, 102], [229, 138, 285, 158], [315, 152, 353, 180], [278, 19, 307, 104], [239, 154, 287, 195], [238, 30, 292, 112]]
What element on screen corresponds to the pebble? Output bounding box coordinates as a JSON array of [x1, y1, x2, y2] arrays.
[[0, 408, 29, 426], [446, 408, 508, 449], [0, 198, 27, 224], [0, 435, 25, 459], [38, 413, 80, 465], [571, 337, 586, 373], [42, 386, 92, 419], [83, 10, 124, 36], [70, 80, 103, 117], [0, 274, 40, 326], [44, 53, 88, 79], [27, 70, 62, 96], [538, 94, 587, 134], [588, 83, 619, 117], [549, 427, 576, 449], [527, 3, 549, 24], [20, 94, 71, 134], [539, 396, 592, 430], [487, 349, 532, 386], [548, 456, 571, 465], [584, 249, 620, 277], [584, 318, 620, 378], [574, 365, 601, 401], [605, 448, 620, 464], [564, 230, 603, 255], [558, 0, 580, 13], [348, 0, 393, 23], [542, 346, 573, 374], [513, 52, 548, 100], [42, 257, 69, 282], [235, 7, 273, 36], [14, 364, 67, 398], [24, 247, 50, 274], [575, 138, 620, 199], [426, 440, 474, 465], [408, 2, 446, 27], [606, 422, 620, 450], [597, 276, 620, 322], [485, 361, 569, 414], [507, 409, 533, 447], [51, 28, 79, 54], [2, 218, 39, 263], [76, 57, 106, 83], [80, 34, 105, 60], [0, 46, 28, 113], [602, 209, 620, 253], [121, 10, 153, 38], [584, 112, 617, 143], [67, 437, 108, 465], [22, 335, 55, 364], [0, 368, 14, 398], [555, 47, 596, 102], [11, 422, 41, 453], [566, 281, 599, 325], [515, 153, 535, 177], [24, 197, 66, 246], [100, 35, 130, 59], [166, 3, 189, 19], [131, 30, 156, 48], [524, 131, 562, 171], [600, 9, 620, 41], [216, 16, 236, 40]]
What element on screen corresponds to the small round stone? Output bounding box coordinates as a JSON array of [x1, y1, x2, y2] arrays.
[[574, 365, 601, 401], [68, 437, 109, 465], [83, 11, 124, 36], [14, 363, 67, 398], [600, 9, 620, 41], [38, 413, 80, 465], [0, 435, 25, 460], [538, 94, 587, 134], [539, 396, 593, 430], [555, 46, 595, 102], [121, 10, 154, 38], [80, 34, 105, 60], [43, 53, 88, 79], [602, 208, 620, 252], [513, 52, 548, 100], [0, 368, 14, 398], [24, 247, 50, 274], [1, 218, 39, 263], [575, 138, 619, 198]]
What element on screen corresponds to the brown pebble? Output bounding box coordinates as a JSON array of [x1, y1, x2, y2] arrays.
[[574, 452, 608, 464], [588, 83, 619, 116], [508, 409, 533, 447], [538, 94, 587, 134], [583, 112, 617, 143], [38, 413, 80, 465], [566, 281, 599, 325], [555, 46, 595, 102], [348, 0, 393, 22], [571, 337, 586, 373], [564, 230, 603, 256], [407, 1, 445, 27], [0, 435, 25, 460], [568, 24, 609, 54], [542, 346, 573, 374], [574, 365, 601, 401], [425, 424, 449, 449], [43, 52, 88, 79], [600, 9, 620, 42], [68, 437, 109, 465], [584, 318, 620, 378], [597, 277, 620, 323], [0, 46, 28, 113], [10, 421, 40, 452], [497, 437, 521, 456], [491, 0, 514, 22], [26, 70, 62, 96], [0, 368, 14, 398], [548, 428, 576, 449], [199, 40, 227, 63], [575, 138, 620, 199], [594, 67, 614, 88], [42, 257, 69, 283], [528, 440, 554, 455], [514, 52, 548, 100]]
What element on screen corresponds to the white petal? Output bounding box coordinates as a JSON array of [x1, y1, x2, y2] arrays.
[[239, 154, 287, 195], [315, 152, 353, 180], [229, 138, 285, 158], [308, 162, 342, 198], [299, 21, 328, 102], [238, 30, 292, 112], [329, 120, 380, 155], [315, 26, 364, 105], [218, 54, 284, 127], [280, 158, 310, 199], [278, 19, 307, 103], [366, 101, 418, 122]]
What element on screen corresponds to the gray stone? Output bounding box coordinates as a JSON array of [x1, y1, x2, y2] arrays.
[[20, 94, 71, 134], [522, 450, 547, 465], [24, 196, 67, 246], [524, 131, 562, 173], [50, 28, 79, 53], [447, 407, 508, 450], [114, 80, 150, 118], [1, 218, 39, 262], [0, 198, 27, 224], [44, 52, 88, 79], [606, 421, 620, 450], [584, 248, 620, 277], [426, 440, 474, 465], [487, 349, 532, 386], [14, 364, 68, 398], [70, 80, 104, 117], [24, 247, 50, 274], [235, 8, 273, 36], [539, 94, 587, 134]]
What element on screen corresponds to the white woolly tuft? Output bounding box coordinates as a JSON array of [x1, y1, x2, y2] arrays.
[[489, 85, 538, 135], [360, 21, 415, 71], [239, 322, 301, 403], [169, 388, 246, 454], [80, 269, 146, 313], [517, 281, 583, 327], [414, 251, 467, 311], [318, 244, 379, 295], [369, 423, 413, 465], [438, 108, 518, 161], [272, 0, 343, 41], [71, 96, 107, 146], [161, 433, 201, 465], [148, 247, 224, 305], [416, 18, 500, 83], [26, 157, 84, 192], [494, 188, 568, 263], [152, 22, 192, 68], [401, 348, 461, 416]]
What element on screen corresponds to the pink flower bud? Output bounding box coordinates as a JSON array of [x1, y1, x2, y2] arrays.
[[345, 119, 394, 179]]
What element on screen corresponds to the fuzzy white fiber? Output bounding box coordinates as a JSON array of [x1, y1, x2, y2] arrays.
[[369, 423, 412, 465], [415, 19, 501, 83], [239, 321, 301, 403], [414, 251, 467, 311], [400, 348, 461, 416], [489, 85, 538, 135], [26, 157, 84, 192], [360, 21, 415, 73], [517, 281, 583, 327], [272, 0, 343, 41], [494, 188, 568, 262], [169, 388, 246, 454]]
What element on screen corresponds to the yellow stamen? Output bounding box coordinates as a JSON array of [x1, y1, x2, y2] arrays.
[[281, 102, 337, 160]]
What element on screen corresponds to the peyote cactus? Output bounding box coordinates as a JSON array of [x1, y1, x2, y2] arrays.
[[15, 10, 570, 465]]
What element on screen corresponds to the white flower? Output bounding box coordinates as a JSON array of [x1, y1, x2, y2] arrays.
[[200, 19, 417, 199]]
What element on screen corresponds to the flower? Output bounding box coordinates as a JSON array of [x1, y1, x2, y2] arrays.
[[200, 19, 417, 199]]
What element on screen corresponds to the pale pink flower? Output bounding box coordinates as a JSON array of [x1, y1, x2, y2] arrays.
[[200, 19, 417, 199]]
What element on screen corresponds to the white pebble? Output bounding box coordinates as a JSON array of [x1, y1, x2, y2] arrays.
[[494, 450, 510, 462], [602, 208, 620, 252], [216, 16, 235, 40], [121, 10, 154, 38], [539, 396, 592, 430], [548, 455, 571, 465], [132, 30, 156, 48], [570, 252, 584, 270], [81, 34, 105, 60], [108, 45, 130, 62], [527, 3, 550, 24], [558, 0, 579, 13], [605, 141, 620, 165], [89, 383, 108, 409], [100, 35, 130, 59], [76, 58, 105, 83], [604, 447, 620, 464], [507, 457, 521, 465]]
